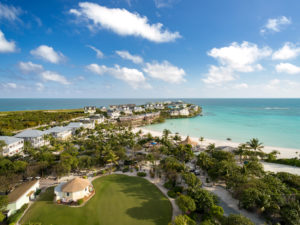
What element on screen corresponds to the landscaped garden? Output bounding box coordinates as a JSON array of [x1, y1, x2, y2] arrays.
[[21, 174, 172, 225]]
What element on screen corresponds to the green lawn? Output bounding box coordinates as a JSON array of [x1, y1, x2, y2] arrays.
[[21, 174, 172, 225]]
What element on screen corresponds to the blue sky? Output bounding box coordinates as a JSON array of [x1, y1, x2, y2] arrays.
[[1, 0, 300, 98]]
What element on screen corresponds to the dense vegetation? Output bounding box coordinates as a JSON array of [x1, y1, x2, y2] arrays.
[[0, 110, 84, 134]]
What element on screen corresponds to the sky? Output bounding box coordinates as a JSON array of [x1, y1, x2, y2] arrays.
[[1, 0, 300, 98]]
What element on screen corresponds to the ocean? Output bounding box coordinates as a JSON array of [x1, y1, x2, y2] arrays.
[[1, 98, 300, 149]]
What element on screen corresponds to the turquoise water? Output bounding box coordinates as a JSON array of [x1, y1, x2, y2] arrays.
[[1, 98, 300, 149], [145, 99, 300, 149]]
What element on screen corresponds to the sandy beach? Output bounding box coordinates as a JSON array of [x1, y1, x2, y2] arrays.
[[133, 127, 300, 175]]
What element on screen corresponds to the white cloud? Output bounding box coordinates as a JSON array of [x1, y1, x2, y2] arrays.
[[143, 61, 185, 83], [36, 82, 44, 91], [116, 50, 143, 64], [154, 0, 180, 8], [30, 45, 65, 64], [70, 2, 181, 43], [0, 3, 22, 22], [87, 45, 104, 58], [208, 41, 271, 73], [272, 42, 300, 60], [18, 61, 44, 74], [86, 63, 150, 88], [3, 82, 17, 89], [265, 79, 281, 89], [275, 63, 300, 74], [0, 30, 16, 53], [265, 79, 299, 90], [40, 71, 70, 85], [234, 83, 248, 89], [202, 66, 235, 85], [260, 16, 291, 34]]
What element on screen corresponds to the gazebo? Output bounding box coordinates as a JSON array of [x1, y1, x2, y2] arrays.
[[179, 136, 198, 147]]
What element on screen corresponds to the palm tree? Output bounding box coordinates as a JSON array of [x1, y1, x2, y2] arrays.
[[105, 150, 119, 174], [206, 143, 216, 154], [246, 138, 264, 152], [163, 129, 171, 140], [173, 133, 181, 142], [235, 144, 248, 163], [199, 137, 204, 148]]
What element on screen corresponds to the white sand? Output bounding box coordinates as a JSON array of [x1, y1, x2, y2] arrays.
[[133, 127, 300, 175]]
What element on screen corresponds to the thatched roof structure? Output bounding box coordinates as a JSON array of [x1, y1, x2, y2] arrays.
[[62, 177, 91, 193], [179, 136, 198, 146]]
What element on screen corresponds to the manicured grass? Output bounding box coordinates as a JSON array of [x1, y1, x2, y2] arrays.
[[21, 175, 172, 225]]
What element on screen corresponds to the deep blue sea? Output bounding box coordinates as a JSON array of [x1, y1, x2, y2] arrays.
[[1, 98, 300, 149]]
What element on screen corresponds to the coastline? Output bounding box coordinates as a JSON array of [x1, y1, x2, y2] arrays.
[[134, 127, 300, 159]]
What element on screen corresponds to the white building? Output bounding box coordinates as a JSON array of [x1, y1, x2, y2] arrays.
[[145, 104, 154, 110], [66, 122, 83, 134], [89, 114, 105, 124], [99, 106, 107, 112], [133, 106, 145, 113], [54, 177, 93, 203], [84, 106, 96, 114], [170, 110, 180, 116], [155, 103, 164, 110], [107, 110, 120, 119], [7, 180, 39, 217], [79, 118, 95, 129], [179, 108, 190, 116], [0, 136, 24, 157], [15, 129, 49, 148], [44, 126, 72, 140]]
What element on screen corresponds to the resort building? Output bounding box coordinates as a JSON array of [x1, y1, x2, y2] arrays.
[[66, 122, 83, 134], [99, 106, 107, 112], [84, 106, 97, 114], [15, 129, 49, 148], [44, 126, 72, 140], [145, 104, 154, 110], [155, 103, 164, 110], [89, 114, 105, 124], [6, 180, 39, 217], [0, 136, 24, 157], [79, 118, 95, 129], [54, 177, 93, 203], [133, 106, 145, 113], [170, 110, 180, 116], [179, 108, 190, 116], [107, 110, 121, 119]]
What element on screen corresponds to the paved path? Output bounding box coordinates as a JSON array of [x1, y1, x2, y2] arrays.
[[261, 161, 300, 175], [198, 176, 265, 225]]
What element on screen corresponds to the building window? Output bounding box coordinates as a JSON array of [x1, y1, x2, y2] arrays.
[[67, 192, 69, 196]]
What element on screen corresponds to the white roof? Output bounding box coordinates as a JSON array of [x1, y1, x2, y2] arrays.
[[0, 136, 23, 145], [44, 126, 71, 134], [15, 129, 45, 138], [66, 122, 83, 128]]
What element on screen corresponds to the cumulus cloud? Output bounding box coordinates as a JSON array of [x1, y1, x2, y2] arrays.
[[70, 2, 181, 43], [272, 42, 300, 60], [116, 50, 143, 64], [275, 63, 300, 74], [36, 82, 44, 91], [18, 61, 44, 74], [40, 71, 70, 85], [260, 16, 291, 34], [87, 45, 104, 58], [0, 30, 17, 53], [203, 66, 235, 85], [203, 41, 271, 85], [234, 83, 248, 89], [154, 0, 180, 8], [3, 82, 17, 89], [86, 63, 150, 88], [208, 41, 271, 73], [143, 61, 185, 83], [30, 45, 65, 64], [0, 3, 22, 22]]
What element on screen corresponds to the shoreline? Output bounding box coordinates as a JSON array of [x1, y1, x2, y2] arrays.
[[134, 127, 300, 159]]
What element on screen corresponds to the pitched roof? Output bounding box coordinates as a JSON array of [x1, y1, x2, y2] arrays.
[[44, 126, 71, 134], [180, 136, 198, 146], [8, 180, 39, 203], [0, 136, 23, 145], [61, 177, 90, 193], [15, 129, 45, 138]]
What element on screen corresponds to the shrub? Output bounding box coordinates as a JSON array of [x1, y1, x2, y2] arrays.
[[8, 204, 28, 224], [100, 170, 107, 174], [35, 189, 41, 196], [150, 170, 155, 178], [82, 176, 87, 179], [167, 190, 177, 198], [137, 172, 147, 177], [77, 198, 84, 205], [173, 186, 183, 193], [135, 166, 139, 171], [164, 180, 175, 190], [122, 167, 129, 173]]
